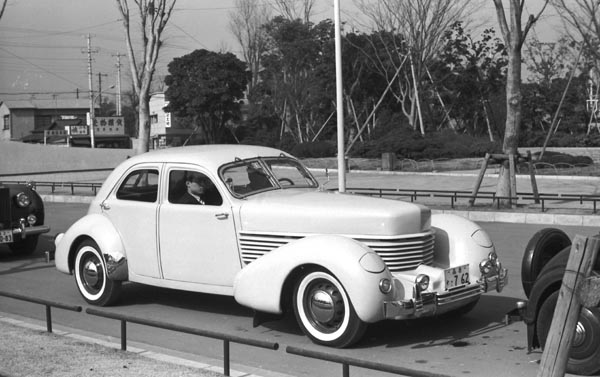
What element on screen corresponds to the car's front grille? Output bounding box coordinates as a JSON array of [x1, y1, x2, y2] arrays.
[[238, 230, 436, 272], [0, 187, 10, 229]]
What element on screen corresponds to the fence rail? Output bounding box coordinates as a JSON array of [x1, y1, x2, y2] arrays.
[[0, 289, 463, 377], [0, 290, 81, 332], [342, 187, 600, 213]]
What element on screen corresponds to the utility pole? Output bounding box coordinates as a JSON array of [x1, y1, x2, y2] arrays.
[[97, 72, 108, 116], [84, 34, 98, 148], [113, 53, 124, 116]]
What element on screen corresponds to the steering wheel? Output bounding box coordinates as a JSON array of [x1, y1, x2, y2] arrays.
[[278, 178, 295, 186]]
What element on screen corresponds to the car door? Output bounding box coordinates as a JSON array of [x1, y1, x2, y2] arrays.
[[101, 163, 161, 278], [158, 165, 241, 288]]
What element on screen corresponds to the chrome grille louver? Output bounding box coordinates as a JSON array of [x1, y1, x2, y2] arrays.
[[238, 230, 436, 272]]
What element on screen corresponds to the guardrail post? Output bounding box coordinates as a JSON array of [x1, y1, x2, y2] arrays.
[[121, 320, 127, 350], [342, 363, 349, 377], [223, 340, 230, 376], [45, 305, 52, 333]]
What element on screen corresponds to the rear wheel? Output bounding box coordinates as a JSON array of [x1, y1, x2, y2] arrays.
[[74, 240, 121, 306], [293, 269, 366, 348], [9, 236, 39, 255], [537, 290, 600, 375]]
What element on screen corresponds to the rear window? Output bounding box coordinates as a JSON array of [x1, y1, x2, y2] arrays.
[[116, 169, 159, 203]]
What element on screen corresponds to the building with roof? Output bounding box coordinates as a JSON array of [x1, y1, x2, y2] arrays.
[[0, 98, 94, 142], [149, 92, 203, 149], [0, 98, 131, 148]]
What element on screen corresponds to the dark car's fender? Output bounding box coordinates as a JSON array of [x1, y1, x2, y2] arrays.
[[522, 228, 571, 298], [524, 246, 577, 349]]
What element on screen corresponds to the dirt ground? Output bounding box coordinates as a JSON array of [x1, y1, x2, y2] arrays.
[[0, 319, 221, 377]]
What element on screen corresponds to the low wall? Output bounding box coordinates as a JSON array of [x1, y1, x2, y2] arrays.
[[0, 141, 134, 175], [525, 147, 600, 163]]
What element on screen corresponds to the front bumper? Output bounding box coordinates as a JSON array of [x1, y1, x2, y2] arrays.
[[3, 221, 50, 242], [383, 267, 508, 319]]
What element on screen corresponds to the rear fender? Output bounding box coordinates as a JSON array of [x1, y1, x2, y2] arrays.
[[54, 214, 127, 281], [233, 234, 393, 323]]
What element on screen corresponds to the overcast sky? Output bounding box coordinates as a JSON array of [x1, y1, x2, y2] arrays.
[[0, 0, 561, 102]]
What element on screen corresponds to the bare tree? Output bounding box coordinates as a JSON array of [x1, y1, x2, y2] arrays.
[[492, 0, 549, 206], [115, 0, 176, 154], [229, 0, 271, 95], [552, 1, 600, 74], [0, 0, 7, 21], [272, 0, 314, 23], [356, 0, 478, 134]]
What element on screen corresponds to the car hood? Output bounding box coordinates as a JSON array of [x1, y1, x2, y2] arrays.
[[238, 189, 430, 236]]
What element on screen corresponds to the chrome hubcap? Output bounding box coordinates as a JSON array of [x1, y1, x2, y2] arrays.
[[304, 279, 345, 332], [573, 321, 586, 347], [83, 258, 100, 288], [310, 290, 335, 323]]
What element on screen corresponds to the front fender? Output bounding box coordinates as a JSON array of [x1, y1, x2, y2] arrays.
[[431, 213, 495, 279], [233, 234, 392, 323], [54, 214, 127, 280]]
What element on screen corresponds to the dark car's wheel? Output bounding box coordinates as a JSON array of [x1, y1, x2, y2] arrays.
[[537, 290, 600, 375], [74, 240, 121, 306], [9, 236, 39, 255], [293, 269, 366, 348], [522, 228, 571, 298]]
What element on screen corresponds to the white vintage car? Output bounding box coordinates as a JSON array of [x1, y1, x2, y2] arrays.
[[55, 144, 507, 347]]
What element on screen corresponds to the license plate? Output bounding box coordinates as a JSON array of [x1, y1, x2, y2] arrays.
[[444, 264, 470, 290], [0, 230, 13, 244]]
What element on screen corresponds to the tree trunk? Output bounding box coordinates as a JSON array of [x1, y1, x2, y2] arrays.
[[496, 46, 522, 207], [136, 93, 151, 154]]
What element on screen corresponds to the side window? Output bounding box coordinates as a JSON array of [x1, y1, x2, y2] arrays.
[[168, 170, 223, 206], [116, 169, 159, 202]]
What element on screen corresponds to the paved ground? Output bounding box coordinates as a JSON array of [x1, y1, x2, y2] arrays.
[[2, 168, 598, 377]]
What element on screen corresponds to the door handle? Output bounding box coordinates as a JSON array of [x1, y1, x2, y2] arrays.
[[100, 202, 110, 210], [215, 213, 229, 220]]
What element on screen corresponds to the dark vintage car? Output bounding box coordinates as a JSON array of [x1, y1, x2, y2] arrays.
[[521, 228, 600, 375], [0, 183, 50, 254]]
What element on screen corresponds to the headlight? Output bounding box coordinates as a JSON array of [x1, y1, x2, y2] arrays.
[[15, 192, 31, 207], [415, 274, 430, 292], [27, 214, 37, 225], [479, 259, 493, 275]]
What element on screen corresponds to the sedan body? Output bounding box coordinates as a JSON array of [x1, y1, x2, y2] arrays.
[[55, 144, 507, 347]]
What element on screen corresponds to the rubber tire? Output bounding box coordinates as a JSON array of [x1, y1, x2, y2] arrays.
[[293, 269, 366, 348], [74, 239, 121, 306], [522, 228, 571, 298], [537, 290, 600, 375], [9, 236, 39, 255]]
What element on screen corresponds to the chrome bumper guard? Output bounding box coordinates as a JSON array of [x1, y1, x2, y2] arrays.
[[10, 220, 50, 240], [383, 268, 509, 320]]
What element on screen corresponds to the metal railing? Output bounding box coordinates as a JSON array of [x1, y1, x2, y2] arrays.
[[342, 187, 600, 214], [287, 346, 452, 377], [85, 307, 279, 377], [0, 290, 82, 332], [0, 289, 466, 377]]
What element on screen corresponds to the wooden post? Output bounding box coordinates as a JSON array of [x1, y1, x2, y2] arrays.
[[508, 153, 517, 206], [527, 150, 540, 204], [537, 235, 600, 377], [469, 153, 490, 206]]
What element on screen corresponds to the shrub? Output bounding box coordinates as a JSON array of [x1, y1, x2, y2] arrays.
[[291, 141, 336, 158]]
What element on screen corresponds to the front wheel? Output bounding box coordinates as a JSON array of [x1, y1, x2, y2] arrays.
[[293, 269, 366, 348], [537, 290, 600, 375], [74, 240, 121, 306]]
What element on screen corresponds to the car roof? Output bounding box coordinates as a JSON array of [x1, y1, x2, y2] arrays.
[[125, 144, 291, 170]]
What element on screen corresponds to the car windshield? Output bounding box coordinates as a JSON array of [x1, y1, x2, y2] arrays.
[[219, 157, 318, 197]]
